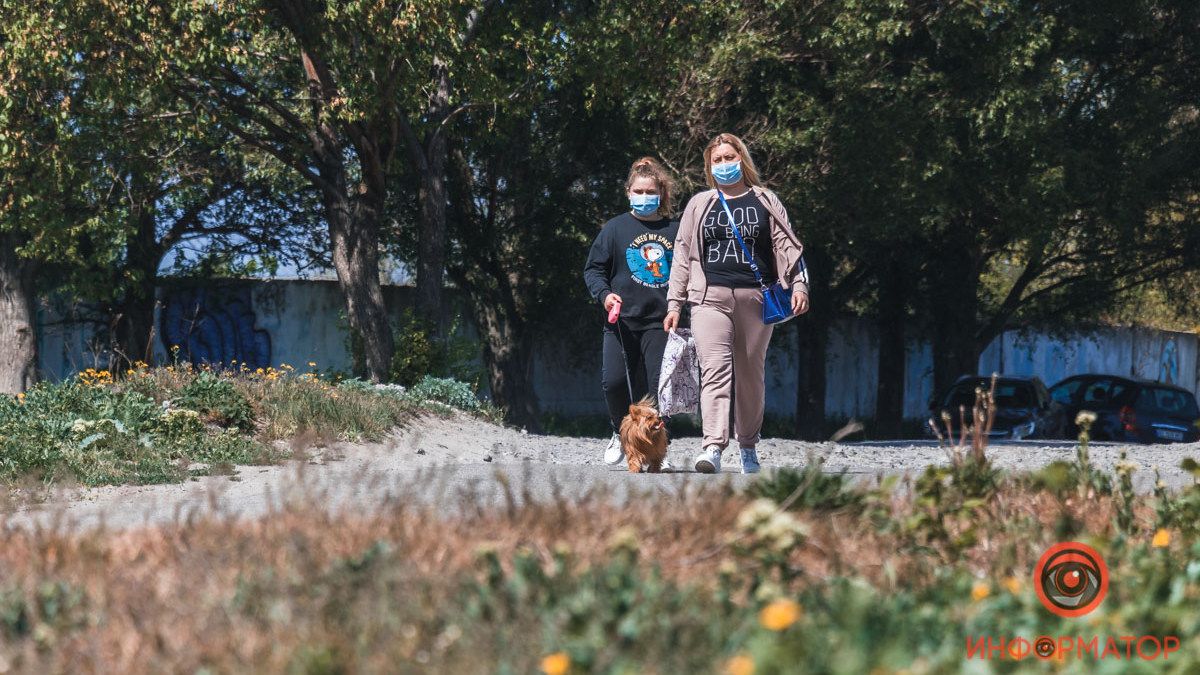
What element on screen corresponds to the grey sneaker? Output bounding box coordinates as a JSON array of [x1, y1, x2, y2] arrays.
[[693, 445, 722, 474], [604, 433, 625, 465], [739, 447, 761, 474]]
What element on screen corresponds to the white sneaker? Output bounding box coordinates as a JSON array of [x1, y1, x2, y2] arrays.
[[693, 445, 722, 474], [739, 447, 761, 474], [604, 433, 625, 465]]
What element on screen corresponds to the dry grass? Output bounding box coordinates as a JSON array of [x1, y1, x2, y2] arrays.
[[0, 473, 1158, 674]]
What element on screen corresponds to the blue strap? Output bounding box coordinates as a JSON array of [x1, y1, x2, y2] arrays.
[[716, 190, 767, 290]]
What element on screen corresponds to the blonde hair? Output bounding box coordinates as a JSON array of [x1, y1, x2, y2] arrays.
[[625, 156, 674, 216], [703, 133, 764, 189]]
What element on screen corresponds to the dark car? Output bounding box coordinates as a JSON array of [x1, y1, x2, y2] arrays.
[[1048, 374, 1200, 444], [927, 375, 1066, 440]]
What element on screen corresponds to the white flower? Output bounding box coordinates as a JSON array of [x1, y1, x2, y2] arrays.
[[1115, 459, 1139, 475], [736, 498, 779, 531], [736, 499, 808, 550], [1075, 410, 1098, 427]]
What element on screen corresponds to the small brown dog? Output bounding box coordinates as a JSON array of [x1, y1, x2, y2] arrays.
[[619, 397, 668, 473]]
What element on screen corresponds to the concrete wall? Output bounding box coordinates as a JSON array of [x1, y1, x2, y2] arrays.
[[979, 327, 1198, 393], [36, 278, 1199, 422], [39, 280, 360, 379]]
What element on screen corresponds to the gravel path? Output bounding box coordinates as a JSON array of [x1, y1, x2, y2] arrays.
[[6, 412, 1199, 532]]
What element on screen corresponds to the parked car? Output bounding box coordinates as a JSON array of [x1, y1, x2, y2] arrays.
[[1048, 374, 1200, 444], [927, 375, 1066, 440]]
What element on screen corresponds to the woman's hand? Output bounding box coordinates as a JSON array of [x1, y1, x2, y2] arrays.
[[603, 293, 622, 312], [791, 291, 809, 316], [663, 310, 680, 332]]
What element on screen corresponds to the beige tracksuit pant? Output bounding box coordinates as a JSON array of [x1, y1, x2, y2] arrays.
[[690, 286, 774, 449]]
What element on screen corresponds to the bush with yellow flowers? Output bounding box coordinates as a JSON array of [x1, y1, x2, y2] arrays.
[[0, 363, 487, 486]]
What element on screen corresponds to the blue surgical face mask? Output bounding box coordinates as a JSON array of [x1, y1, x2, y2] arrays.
[[630, 193, 660, 216], [711, 160, 743, 186]]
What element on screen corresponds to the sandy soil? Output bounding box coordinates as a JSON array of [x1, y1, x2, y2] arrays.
[[5, 412, 1199, 532]]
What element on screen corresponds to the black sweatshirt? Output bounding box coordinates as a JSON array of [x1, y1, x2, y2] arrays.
[[583, 213, 680, 331]]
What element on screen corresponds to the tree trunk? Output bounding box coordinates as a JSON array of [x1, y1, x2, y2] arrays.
[[415, 63, 450, 339], [795, 249, 835, 440], [111, 206, 160, 370], [112, 292, 157, 369], [929, 243, 983, 396], [476, 298, 541, 432], [0, 236, 38, 394], [328, 195, 393, 382], [794, 315, 829, 440], [875, 263, 907, 438]]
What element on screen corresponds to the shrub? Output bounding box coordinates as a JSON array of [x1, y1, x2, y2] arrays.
[[0, 379, 267, 485], [0, 365, 458, 486], [746, 457, 864, 512], [176, 371, 256, 430], [406, 376, 481, 412], [347, 310, 482, 388]]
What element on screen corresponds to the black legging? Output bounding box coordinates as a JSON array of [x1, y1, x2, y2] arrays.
[[601, 324, 669, 434]]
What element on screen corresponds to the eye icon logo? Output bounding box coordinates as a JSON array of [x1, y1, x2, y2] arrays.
[[1034, 542, 1108, 617]]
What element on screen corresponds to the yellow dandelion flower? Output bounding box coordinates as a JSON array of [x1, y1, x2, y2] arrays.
[[759, 599, 801, 631], [540, 652, 570, 675], [1002, 576, 1022, 595], [971, 582, 990, 602], [1153, 528, 1171, 548], [16, 393, 26, 403], [724, 654, 755, 675]]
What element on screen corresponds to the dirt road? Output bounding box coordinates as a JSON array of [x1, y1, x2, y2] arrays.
[[7, 412, 1199, 531]]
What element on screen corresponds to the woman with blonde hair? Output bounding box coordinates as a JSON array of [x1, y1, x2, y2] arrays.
[[664, 133, 809, 473], [583, 157, 681, 465]]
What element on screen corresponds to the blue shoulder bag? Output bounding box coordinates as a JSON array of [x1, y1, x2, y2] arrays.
[[716, 190, 794, 325]]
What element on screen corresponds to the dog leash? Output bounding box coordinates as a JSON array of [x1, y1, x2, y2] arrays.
[[612, 315, 636, 403]]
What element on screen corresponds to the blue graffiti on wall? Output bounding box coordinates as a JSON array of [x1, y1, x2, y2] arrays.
[[1159, 339, 1179, 385], [160, 286, 272, 370]]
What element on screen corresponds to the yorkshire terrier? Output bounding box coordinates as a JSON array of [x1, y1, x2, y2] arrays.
[[619, 397, 669, 473]]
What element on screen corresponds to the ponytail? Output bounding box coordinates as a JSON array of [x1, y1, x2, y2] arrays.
[[624, 156, 675, 217]]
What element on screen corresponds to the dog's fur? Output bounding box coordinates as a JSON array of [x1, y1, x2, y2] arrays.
[[619, 397, 668, 473]]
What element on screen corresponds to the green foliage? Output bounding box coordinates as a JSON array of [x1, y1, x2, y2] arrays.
[[253, 377, 415, 442], [0, 581, 88, 642], [388, 310, 439, 387], [220, 491, 1200, 673], [746, 457, 864, 513], [0, 366, 489, 486], [0, 379, 264, 485], [1154, 460, 1200, 541], [902, 456, 1002, 556], [1115, 449, 1140, 536], [386, 311, 481, 388], [177, 372, 255, 431], [406, 377, 481, 413], [344, 310, 482, 388]]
